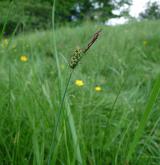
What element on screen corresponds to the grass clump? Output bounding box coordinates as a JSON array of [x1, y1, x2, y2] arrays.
[[0, 20, 160, 164]]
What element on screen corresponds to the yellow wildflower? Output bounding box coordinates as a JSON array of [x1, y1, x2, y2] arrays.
[[20, 55, 28, 62], [75, 80, 84, 87], [95, 86, 102, 92]]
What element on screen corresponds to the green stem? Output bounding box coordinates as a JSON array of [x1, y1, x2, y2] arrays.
[[48, 70, 73, 165], [108, 79, 125, 121], [0, 1, 13, 40], [8, 60, 11, 111], [51, 0, 62, 97]]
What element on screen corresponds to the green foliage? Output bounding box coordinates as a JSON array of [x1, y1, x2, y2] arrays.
[[140, 1, 160, 20], [0, 1, 52, 35], [0, 0, 131, 35], [0, 20, 160, 164]]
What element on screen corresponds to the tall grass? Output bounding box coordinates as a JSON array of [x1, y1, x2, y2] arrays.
[[0, 8, 160, 164], [48, 0, 82, 164], [127, 75, 160, 163]]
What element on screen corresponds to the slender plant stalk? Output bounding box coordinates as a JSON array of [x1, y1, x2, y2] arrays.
[[65, 101, 83, 164], [47, 70, 73, 165], [0, 1, 13, 40], [51, 0, 62, 96], [8, 60, 11, 111], [108, 79, 126, 123], [48, 3, 102, 163], [49, 1, 83, 164]]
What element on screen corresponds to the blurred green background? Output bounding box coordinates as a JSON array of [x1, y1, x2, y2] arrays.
[[1, 0, 160, 35], [0, 0, 131, 35]]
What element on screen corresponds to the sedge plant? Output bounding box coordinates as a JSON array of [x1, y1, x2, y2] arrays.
[[47, 29, 102, 164]]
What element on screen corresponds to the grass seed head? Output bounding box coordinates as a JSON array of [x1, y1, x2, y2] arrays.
[[69, 30, 101, 69], [69, 47, 82, 69]]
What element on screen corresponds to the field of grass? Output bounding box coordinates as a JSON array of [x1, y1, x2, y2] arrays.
[[0, 20, 160, 165]]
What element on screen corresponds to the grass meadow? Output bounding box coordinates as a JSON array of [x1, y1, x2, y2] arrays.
[[0, 20, 160, 165]]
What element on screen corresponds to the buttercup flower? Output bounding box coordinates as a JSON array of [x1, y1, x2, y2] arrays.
[[95, 86, 102, 92], [75, 80, 84, 87], [20, 55, 28, 62]]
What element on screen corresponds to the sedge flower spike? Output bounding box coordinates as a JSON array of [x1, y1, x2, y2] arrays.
[[69, 47, 82, 69], [69, 29, 102, 69], [48, 29, 102, 165]]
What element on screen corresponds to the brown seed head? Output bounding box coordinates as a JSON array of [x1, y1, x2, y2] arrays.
[[69, 29, 102, 69]]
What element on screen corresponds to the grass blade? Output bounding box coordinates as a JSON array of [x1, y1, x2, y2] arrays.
[[66, 100, 82, 164], [126, 75, 160, 163]]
